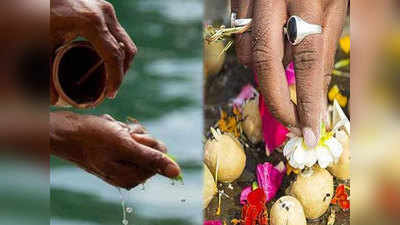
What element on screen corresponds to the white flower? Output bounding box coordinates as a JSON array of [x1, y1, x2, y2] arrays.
[[283, 136, 343, 169], [283, 100, 350, 169]]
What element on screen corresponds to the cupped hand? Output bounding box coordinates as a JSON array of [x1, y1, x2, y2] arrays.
[[232, 0, 348, 147], [50, 0, 137, 101], [50, 111, 180, 189]]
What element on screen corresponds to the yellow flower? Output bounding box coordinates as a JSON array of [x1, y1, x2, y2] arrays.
[[217, 108, 242, 138], [340, 35, 350, 54], [231, 219, 241, 225], [328, 85, 348, 108], [286, 163, 300, 175]]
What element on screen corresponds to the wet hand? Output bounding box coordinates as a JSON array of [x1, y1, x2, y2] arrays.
[[50, 112, 180, 190], [231, 0, 348, 147], [50, 0, 137, 102]]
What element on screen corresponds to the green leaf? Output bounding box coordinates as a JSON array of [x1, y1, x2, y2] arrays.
[[252, 181, 258, 190], [334, 58, 350, 69], [165, 153, 184, 184]]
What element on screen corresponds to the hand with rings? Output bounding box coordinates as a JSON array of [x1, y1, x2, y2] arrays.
[[50, 0, 137, 102], [231, 0, 348, 148]]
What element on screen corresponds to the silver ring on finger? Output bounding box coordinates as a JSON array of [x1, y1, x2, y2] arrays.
[[285, 15, 322, 45], [231, 12, 252, 28]]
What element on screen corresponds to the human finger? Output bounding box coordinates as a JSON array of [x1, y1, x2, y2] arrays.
[[288, 0, 324, 148], [252, 0, 299, 127]]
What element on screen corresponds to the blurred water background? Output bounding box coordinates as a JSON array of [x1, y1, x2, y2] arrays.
[[50, 0, 203, 224]]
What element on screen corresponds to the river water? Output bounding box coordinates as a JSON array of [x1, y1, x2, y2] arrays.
[[51, 1, 203, 224]]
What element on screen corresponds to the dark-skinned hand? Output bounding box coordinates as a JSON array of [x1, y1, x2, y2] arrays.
[[50, 0, 137, 103], [50, 111, 181, 189], [231, 0, 348, 148]]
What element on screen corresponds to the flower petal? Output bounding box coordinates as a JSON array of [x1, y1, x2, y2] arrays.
[[247, 188, 266, 205], [339, 35, 350, 54], [292, 145, 308, 167], [303, 148, 317, 167], [255, 72, 289, 153], [240, 186, 252, 205], [326, 137, 343, 161], [316, 146, 333, 168], [256, 162, 286, 202], [285, 62, 296, 85], [283, 137, 300, 158], [232, 84, 257, 109], [289, 156, 300, 169]]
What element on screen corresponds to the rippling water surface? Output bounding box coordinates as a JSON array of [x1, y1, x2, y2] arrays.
[[51, 1, 203, 224]]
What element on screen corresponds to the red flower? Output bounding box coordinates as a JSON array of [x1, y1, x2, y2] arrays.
[[247, 188, 266, 205], [331, 184, 350, 210], [241, 188, 268, 225]]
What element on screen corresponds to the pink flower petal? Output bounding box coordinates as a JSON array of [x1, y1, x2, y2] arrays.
[[254, 62, 296, 153], [285, 62, 296, 85], [256, 162, 286, 202], [259, 95, 289, 153], [204, 220, 222, 225], [232, 84, 257, 109], [240, 185, 252, 205]]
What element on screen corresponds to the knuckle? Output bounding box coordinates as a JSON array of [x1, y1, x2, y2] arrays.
[[82, 11, 103, 27], [150, 152, 166, 171], [293, 50, 318, 72], [101, 114, 115, 121], [105, 45, 124, 63], [158, 141, 167, 153], [253, 54, 274, 74], [297, 97, 314, 120], [128, 44, 137, 56], [102, 1, 115, 14], [252, 41, 275, 68], [253, 43, 272, 59], [237, 53, 252, 66]]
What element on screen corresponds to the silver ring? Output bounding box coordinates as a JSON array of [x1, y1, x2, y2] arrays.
[[286, 16, 322, 45], [231, 12, 252, 28]]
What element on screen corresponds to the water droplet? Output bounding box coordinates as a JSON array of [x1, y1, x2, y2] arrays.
[[140, 184, 145, 191], [117, 188, 129, 225], [126, 207, 133, 214]]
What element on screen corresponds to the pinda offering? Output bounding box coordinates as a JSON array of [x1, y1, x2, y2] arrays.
[[203, 163, 217, 209], [204, 127, 246, 183], [270, 196, 307, 225], [328, 129, 350, 180], [241, 97, 263, 144], [288, 167, 334, 219]]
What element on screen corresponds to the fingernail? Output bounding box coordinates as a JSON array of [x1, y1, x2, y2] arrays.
[[303, 127, 318, 148], [164, 163, 180, 178]]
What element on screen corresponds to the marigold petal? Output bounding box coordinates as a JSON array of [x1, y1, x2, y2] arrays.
[[340, 35, 350, 54]]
